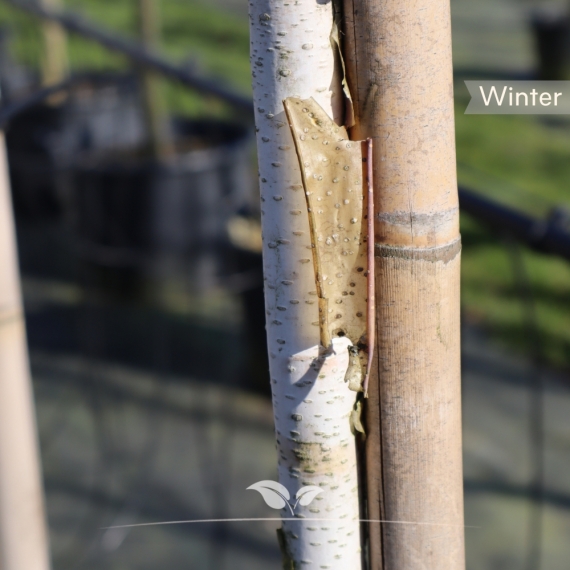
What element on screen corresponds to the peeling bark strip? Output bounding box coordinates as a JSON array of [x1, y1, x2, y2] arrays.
[[284, 98, 376, 396], [248, 0, 363, 568], [340, 0, 466, 567], [283, 97, 367, 350]]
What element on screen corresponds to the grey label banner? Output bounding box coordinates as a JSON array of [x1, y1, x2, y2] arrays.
[[465, 81, 570, 114]]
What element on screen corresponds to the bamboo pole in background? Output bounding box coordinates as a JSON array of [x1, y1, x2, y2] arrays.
[[0, 131, 51, 570], [136, 0, 174, 160], [341, 0, 465, 567], [39, 0, 68, 87]]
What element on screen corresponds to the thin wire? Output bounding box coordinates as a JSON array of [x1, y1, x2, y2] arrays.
[[101, 517, 479, 530]]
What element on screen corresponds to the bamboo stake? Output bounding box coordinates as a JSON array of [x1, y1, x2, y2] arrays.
[[341, 0, 465, 568], [39, 0, 68, 87], [0, 131, 51, 570], [136, 0, 174, 160], [248, 1, 364, 567]]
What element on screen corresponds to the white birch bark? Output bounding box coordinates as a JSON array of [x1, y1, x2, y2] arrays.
[[248, 1, 363, 567], [0, 132, 52, 570]]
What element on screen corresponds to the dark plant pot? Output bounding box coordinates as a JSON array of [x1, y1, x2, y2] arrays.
[[6, 72, 144, 221], [531, 8, 570, 80], [6, 104, 66, 220], [73, 117, 253, 297]]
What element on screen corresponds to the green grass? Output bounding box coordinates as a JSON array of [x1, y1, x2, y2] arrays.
[[0, 0, 251, 116], [456, 95, 570, 214], [456, 97, 570, 370], [460, 215, 570, 368], [0, 0, 568, 369]]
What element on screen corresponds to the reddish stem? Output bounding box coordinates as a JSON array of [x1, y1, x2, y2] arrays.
[[363, 138, 375, 397]]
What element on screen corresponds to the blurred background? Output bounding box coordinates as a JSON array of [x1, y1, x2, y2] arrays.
[[0, 0, 569, 568]]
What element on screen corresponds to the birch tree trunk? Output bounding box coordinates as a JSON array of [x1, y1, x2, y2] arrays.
[[341, 0, 465, 568], [248, 1, 363, 567], [0, 132, 51, 570]]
